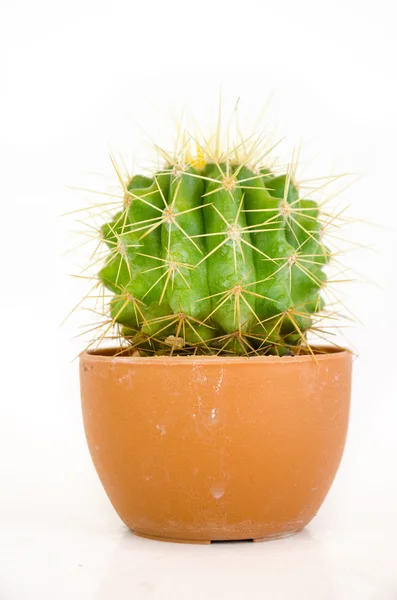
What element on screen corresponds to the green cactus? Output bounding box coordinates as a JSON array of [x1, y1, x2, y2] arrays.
[[96, 139, 332, 356]]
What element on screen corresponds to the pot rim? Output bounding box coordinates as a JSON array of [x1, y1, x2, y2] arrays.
[[80, 346, 352, 365]]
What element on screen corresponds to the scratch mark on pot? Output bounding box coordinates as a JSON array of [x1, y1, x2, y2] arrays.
[[94, 445, 100, 451], [156, 424, 167, 435], [192, 366, 208, 384], [117, 371, 134, 387], [211, 485, 225, 499], [214, 369, 224, 394], [197, 395, 204, 421], [209, 407, 218, 424]]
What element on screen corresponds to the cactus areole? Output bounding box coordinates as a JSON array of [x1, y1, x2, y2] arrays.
[[97, 137, 333, 357]]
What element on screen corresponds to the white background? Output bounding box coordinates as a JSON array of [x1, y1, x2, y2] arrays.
[[1, 0, 397, 598]]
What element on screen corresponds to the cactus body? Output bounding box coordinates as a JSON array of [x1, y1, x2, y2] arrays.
[[98, 154, 330, 355]]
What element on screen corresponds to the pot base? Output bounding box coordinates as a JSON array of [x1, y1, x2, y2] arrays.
[[133, 528, 302, 545]]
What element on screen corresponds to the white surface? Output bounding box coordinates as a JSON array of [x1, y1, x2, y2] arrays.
[[1, 0, 397, 598]]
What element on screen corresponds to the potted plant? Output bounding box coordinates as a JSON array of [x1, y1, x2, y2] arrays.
[[79, 120, 352, 544]]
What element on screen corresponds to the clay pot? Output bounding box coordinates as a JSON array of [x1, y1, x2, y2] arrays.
[[80, 348, 352, 544]]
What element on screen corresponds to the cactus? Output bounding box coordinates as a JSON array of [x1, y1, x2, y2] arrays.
[[92, 130, 336, 357]]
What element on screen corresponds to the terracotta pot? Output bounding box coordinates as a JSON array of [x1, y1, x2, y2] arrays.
[[80, 348, 352, 544]]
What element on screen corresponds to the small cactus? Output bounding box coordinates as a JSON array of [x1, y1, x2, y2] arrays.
[[83, 120, 345, 357]]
